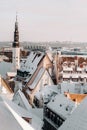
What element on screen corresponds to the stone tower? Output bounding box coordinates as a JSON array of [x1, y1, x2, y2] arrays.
[[12, 15, 20, 70]]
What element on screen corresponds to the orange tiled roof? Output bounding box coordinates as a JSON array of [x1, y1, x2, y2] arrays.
[[64, 92, 87, 103]]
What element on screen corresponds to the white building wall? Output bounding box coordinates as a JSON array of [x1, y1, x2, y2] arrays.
[[32, 71, 54, 96], [30, 70, 54, 104], [12, 47, 20, 70], [42, 71, 54, 86]]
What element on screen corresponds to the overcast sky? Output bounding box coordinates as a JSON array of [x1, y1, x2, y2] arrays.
[[0, 0, 87, 42]]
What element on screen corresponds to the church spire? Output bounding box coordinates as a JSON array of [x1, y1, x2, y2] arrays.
[[13, 14, 19, 47], [16, 12, 17, 22]]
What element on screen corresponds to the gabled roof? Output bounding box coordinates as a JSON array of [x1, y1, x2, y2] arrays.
[[43, 54, 53, 68], [0, 96, 34, 130], [64, 92, 87, 103], [25, 67, 53, 91], [13, 90, 31, 110], [29, 68, 45, 89], [20, 51, 45, 75], [58, 97, 87, 130]]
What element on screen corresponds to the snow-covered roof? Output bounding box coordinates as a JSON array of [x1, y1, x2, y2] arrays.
[[85, 67, 87, 71], [29, 68, 45, 89], [77, 67, 83, 71], [63, 73, 87, 79], [20, 51, 44, 75], [63, 67, 73, 72], [46, 85, 60, 93], [0, 55, 9, 62], [2, 95, 43, 130], [0, 61, 13, 76], [29, 108, 43, 130], [63, 73, 71, 78], [63, 73, 79, 79], [47, 94, 75, 119], [13, 90, 31, 110], [82, 62, 86, 65], [63, 61, 68, 64], [35, 85, 58, 101], [6, 72, 17, 77], [71, 62, 75, 65], [71, 74, 79, 78], [58, 97, 87, 130], [0, 96, 34, 130], [80, 73, 87, 78], [60, 82, 85, 94], [2, 55, 9, 60], [5, 99, 32, 118], [61, 82, 76, 94], [30, 108, 43, 120]]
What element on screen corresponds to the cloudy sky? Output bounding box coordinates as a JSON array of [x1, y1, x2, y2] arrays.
[[0, 0, 87, 42]]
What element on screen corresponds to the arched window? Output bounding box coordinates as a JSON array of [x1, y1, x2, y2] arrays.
[[50, 112, 52, 119], [54, 115, 57, 124], [51, 113, 55, 122], [59, 118, 63, 126], [57, 116, 60, 126]]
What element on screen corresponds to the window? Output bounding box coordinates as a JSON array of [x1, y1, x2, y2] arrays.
[[58, 118, 63, 126], [54, 115, 57, 124], [51, 113, 55, 121]]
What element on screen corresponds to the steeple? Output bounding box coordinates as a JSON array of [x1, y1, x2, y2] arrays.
[[13, 14, 19, 47]]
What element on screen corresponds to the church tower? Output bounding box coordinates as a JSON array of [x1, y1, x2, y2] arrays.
[[12, 15, 20, 70]]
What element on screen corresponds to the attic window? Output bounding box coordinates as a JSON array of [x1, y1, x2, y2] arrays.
[[73, 99, 76, 102], [60, 104, 62, 107], [52, 99, 54, 102], [66, 105, 71, 111], [18, 103, 20, 106], [66, 107, 68, 111], [37, 53, 41, 57]]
